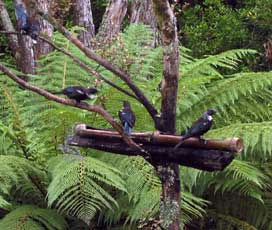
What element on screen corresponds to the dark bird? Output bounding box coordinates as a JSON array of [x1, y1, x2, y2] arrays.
[[15, 4, 40, 43], [53, 86, 98, 103], [119, 101, 136, 135], [174, 109, 217, 150]]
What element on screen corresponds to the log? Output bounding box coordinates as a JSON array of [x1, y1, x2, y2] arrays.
[[75, 124, 243, 152], [68, 135, 236, 172]]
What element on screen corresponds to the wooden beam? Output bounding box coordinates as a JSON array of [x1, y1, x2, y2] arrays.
[[68, 135, 235, 171], [75, 124, 243, 153]]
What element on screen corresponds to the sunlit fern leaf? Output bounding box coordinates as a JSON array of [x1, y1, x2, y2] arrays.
[[47, 155, 127, 224], [177, 72, 272, 131], [206, 122, 272, 161], [0, 195, 11, 211], [198, 160, 268, 202], [0, 205, 67, 230], [182, 49, 257, 78]]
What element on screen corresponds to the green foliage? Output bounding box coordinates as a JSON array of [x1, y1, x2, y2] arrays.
[[179, 0, 250, 56], [47, 155, 127, 224], [1, 22, 272, 229], [0, 205, 67, 230], [0, 155, 47, 206]]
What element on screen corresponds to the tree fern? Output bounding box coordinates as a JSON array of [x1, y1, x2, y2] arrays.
[[207, 122, 272, 161], [47, 155, 127, 224]]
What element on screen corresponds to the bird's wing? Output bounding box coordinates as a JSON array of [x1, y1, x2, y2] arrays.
[[187, 118, 212, 137], [118, 110, 125, 124], [74, 89, 85, 95], [119, 111, 135, 128]]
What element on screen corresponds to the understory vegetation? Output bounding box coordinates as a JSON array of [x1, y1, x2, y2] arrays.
[[1, 0, 272, 229]]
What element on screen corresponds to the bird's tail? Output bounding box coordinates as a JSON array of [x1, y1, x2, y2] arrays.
[[124, 122, 132, 135], [174, 133, 192, 150], [173, 137, 186, 150], [49, 90, 63, 95]]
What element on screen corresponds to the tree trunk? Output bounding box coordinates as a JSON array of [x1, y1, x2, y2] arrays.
[[34, 0, 54, 57], [130, 0, 160, 47], [73, 0, 95, 48], [96, 0, 128, 44], [13, 0, 35, 74], [0, 0, 19, 55], [152, 0, 180, 229]]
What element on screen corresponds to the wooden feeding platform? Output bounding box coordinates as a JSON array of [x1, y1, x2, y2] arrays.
[[68, 124, 243, 172]]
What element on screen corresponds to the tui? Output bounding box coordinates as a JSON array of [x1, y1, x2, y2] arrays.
[[119, 101, 136, 135], [15, 4, 40, 44], [174, 109, 217, 150], [53, 86, 98, 103]]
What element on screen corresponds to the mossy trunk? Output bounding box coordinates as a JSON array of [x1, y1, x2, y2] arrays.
[[152, 0, 180, 229]]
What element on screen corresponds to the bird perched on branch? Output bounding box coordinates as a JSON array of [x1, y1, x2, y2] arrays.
[[174, 109, 217, 150], [119, 101, 136, 135], [52, 86, 98, 103], [14, 4, 40, 44]]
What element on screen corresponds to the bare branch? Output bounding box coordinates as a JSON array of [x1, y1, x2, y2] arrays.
[[39, 36, 139, 100], [0, 62, 142, 150], [0, 31, 139, 100], [35, 9, 159, 121]]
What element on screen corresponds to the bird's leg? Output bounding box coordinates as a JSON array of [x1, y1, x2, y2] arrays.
[[79, 101, 89, 106], [199, 137, 208, 144]]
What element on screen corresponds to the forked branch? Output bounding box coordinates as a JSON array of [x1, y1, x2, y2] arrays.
[[35, 9, 159, 121]]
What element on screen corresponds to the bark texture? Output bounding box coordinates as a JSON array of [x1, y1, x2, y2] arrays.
[[96, 0, 128, 43], [152, 0, 180, 229], [13, 0, 35, 74], [0, 0, 19, 55], [69, 135, 236, 171], [130, 0, 160, 47], [73, 0, 95, 48], [34, 0, 54, 57]]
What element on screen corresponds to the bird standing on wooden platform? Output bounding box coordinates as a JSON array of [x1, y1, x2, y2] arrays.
[[14, 4, 40, 44], [119, 101, 136, 135], [174, 109, 217, 150], [53, 86, 98, 103]]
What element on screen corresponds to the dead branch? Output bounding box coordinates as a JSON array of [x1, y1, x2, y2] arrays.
[[39, 36, 139, 100], [0, 62, 142, 150]]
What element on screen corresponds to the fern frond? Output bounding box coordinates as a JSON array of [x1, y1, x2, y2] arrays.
[[0, 205, 67, 230], [207, 122, 272, 161], [0, 155, 47, 206], [0, 195, 11, 210], [47, 155, 127, 224], [182, 49, 257, 78], [200, 160, 268, 202], [177, 72, 272, 130]]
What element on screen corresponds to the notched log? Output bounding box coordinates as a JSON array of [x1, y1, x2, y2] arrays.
[[67, 124, 243, 171]]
